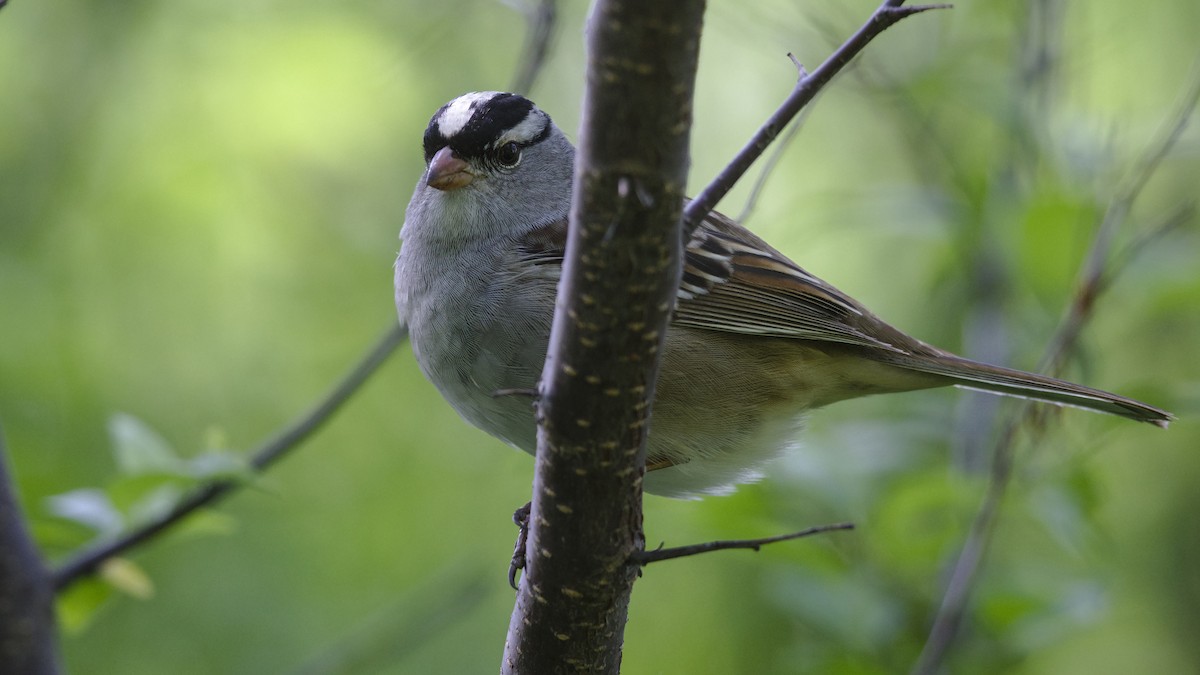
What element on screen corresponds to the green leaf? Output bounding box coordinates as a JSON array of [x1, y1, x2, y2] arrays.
[[768, 567, 906, 651], [171, 510, 238, 539], [99, 557, 155, 600], [45, 489, 124, 537], [127, 483, 186, 526], [978, 590, 1048, 633], [868, 471, 979, 581], [108, 412, 181, 475], [106, 473, 191, 513], [184, 450, 253, 482], [56, 577, 114, 634]]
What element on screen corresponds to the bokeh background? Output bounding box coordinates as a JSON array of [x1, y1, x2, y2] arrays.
[[2, 0, 1198, 673]]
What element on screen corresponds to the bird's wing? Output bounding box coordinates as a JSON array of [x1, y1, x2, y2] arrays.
[[515, 210, 931, 353], [671, 211, 932, 353]]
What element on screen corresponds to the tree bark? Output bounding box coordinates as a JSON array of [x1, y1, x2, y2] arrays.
[[501, 1, 705, 673]]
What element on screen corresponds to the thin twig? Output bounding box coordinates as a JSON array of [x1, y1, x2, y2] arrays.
[[1107, 203, 1196, 280], [507, 0, 558, 95], [51, 323, 408, 592], [911, 63, 1200, 675], [1038, 61, 1200, 380], [631, 523, 855, 566], [683, 0, 951, 235]]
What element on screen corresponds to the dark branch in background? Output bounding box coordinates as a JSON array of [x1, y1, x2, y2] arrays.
[[0, 427, 61, 675], [1040, 65, 1200, 378], [682, 0, 950, 234], [48, 0, 565, 594], [51, 324, 408, 592], [500, 0, 704, 671], [632, 523, 854, 566], [911, 63, 1200, 675], [507, 0, 558, 95]]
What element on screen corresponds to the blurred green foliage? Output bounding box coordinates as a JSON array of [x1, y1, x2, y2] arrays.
[[2, 0, 1198, 673]]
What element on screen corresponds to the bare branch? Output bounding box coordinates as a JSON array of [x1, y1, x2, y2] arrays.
[[507, 0, 558, 95], [911, 62, 1200, 675], [683, 0, 951, 234], [1108, 203, 1196, 281], [632, 523, 854, 565], [51, 323, 408, 592]]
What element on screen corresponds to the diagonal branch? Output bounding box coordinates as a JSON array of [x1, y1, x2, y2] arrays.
[[51, 323, 408, 592], [683, 0, 951, 235], [1040, 64, 1200, 377]]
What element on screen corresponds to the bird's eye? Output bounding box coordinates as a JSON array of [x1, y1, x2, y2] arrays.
[[495, 142, 522, 168]]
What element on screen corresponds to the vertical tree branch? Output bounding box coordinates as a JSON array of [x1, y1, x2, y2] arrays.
[[500, 1, 705, 673], [0, 428, 61, 675]]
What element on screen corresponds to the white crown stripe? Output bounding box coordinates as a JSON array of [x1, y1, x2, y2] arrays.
[[435, 91, 503, 138]]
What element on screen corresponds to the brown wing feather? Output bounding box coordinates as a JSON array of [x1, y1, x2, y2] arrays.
[[673, 211, 939, 354], [517, 211, 948, 354]]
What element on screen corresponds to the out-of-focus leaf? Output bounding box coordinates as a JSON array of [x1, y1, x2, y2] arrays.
[[767, 566, 906, 652], [868, 471, 979, 581], [1029, 480, 1094, 556], [105, 473, 191, 512], [170, 510, 238, 539], [56, 577, 114, 635], [99, 557, 155, 600], [127, 483, 185, 526], [1008, 581, 1109, 651], [184, 450, 253, 482], [108, 412, 181, 476], [28, 517, 97, 554], [1062, 465, 1101, 519], [978, 589, 1049, 633], [124, 483, 241, 540], [45, 489, 124, 537]]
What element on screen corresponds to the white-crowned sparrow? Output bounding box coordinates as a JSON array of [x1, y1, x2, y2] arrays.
[[395, 91, 1171, 498]]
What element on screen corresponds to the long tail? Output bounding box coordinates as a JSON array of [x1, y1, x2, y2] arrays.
[[876, 353, 1172, 428]]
